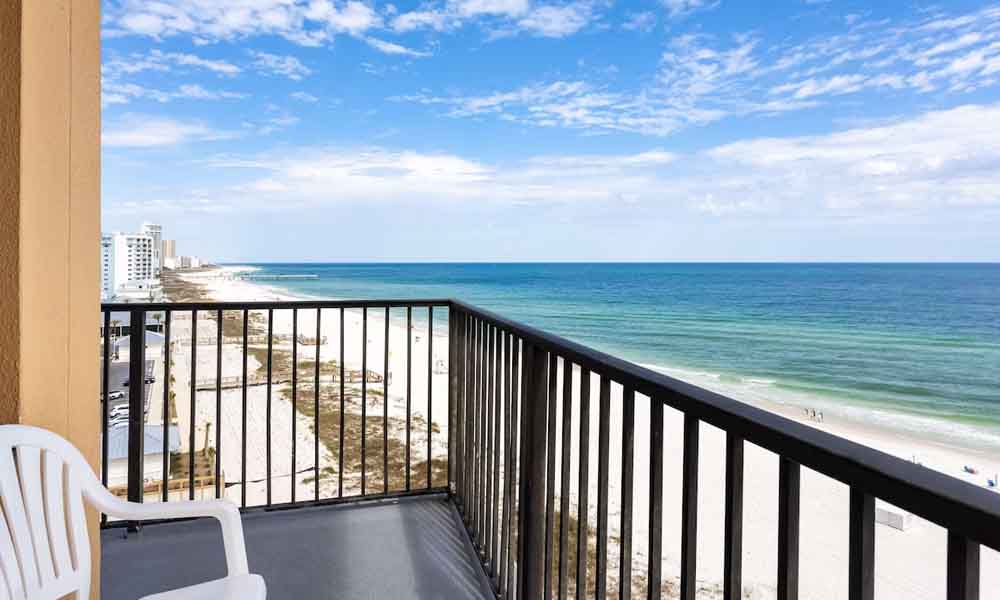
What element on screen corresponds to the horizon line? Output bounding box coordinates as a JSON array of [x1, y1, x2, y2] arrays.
[[213, 260, 1000, 265]]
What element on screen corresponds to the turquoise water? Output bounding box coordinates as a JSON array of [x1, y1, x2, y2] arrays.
[[232, 263, 1000, 450]]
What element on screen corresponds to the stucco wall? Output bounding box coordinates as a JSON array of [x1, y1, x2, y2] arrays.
[[0, 0, 21, 418], [0, 0, 102, 593], [0, 0, 101, 460]]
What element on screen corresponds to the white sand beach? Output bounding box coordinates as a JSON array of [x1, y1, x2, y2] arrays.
[[162, 266, 451, 505], [160, 265, 998, 599]]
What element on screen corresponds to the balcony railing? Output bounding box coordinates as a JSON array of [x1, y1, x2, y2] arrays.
[[100, 299, 1000, 600]]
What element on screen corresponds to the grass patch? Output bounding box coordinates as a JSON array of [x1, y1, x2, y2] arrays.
[[539, 507, 728, 599], [207, 310, 263, 338], [160, 268, 212, 302], [286, 381, 447, 493], [246, 347, 340, 379]]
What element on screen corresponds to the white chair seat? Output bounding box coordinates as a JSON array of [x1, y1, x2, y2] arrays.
[[141, 574, 266, 600], [0, 425, 265, 600]]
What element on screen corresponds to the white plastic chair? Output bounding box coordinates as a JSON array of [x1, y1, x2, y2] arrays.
[[0, 425, 265, 600]]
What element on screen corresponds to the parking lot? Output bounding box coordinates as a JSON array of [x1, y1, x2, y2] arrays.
[[103, 359, 155, 413]]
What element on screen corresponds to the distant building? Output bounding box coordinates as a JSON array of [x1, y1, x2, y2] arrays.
[[101, 234, 114, 299], [162, 239, 176, 260], [163, 255, 204, 270], [101, 231, 162, 300], [141, 222, 163, 276]]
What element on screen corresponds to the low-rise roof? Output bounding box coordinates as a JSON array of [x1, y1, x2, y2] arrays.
[[107, 424, 180, 461]]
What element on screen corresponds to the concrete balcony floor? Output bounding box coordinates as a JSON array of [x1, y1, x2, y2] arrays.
[[102, 494, 495, 600]]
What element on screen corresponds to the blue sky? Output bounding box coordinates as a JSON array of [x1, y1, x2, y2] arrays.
[[102, 0, 1000, 261]]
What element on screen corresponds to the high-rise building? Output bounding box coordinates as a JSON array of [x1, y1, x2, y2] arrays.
[[101, 231, 161, 300], [101, 234, 114, 299], [141, 222, 163, 276], [162, 239, 176, 260]]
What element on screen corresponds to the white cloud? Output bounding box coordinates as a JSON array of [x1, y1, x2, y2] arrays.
[[306, 0, 383, 34], [455, 0, 530, 18], [117, 11, 170, 36], [290, 91, 320, 103], [104, 115, 236, 147], [250, 51, 313, 80], [103, 50, 241, 78], [103, 82, 169, 106], [104, 0, 420, 46], [623, 11, 657, 33], [175, 84, 247, 100], [256, 114, 302, 135], [526, 149, 678, 172], [397, 35, 778, 136], [770, 74, 867, 99], [400, 5, 1000, 137], [517, 3, 594, 38], [661, 0, 720, 19], [102, 49, 246, 106], [169, 52, 242, 75], [106, 0, 328, 44], [132, 105, 1000, 238], [706, 103, 1000, 209], [107, 0, 595, 46], [391, 10, 451, 32], [364, 37, 432, 57], [709, 104, 1000, 169], [208, 148, 495, 205], [395, 80, 656, 133], [389, 0, 597, 38], [101, 81, 246, 106]]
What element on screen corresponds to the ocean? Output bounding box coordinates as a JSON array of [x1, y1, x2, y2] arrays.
[[227, 262, 1000, 452]]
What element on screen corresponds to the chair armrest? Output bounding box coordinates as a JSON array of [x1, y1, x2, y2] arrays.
[[85, 489, 250, 576]]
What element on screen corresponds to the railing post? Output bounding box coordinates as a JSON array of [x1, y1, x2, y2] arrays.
[[517, 341, 548, 600], [680, 415, 699, 600], [947, 532, 980, 600], [848, 488, 875, 600], [127, 307, 147, 531], [777, 458, 800, 600], [449, 307, 463, 496]]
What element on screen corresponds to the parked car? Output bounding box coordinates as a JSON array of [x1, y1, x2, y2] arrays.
[[109, 405, 129, 419], [107, 390, 125, 402]]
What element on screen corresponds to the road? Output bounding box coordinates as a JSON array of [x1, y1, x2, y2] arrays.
[[103, 359, 155, 413]]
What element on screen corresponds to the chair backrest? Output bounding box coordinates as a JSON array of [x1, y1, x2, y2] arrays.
[[0, 426, 97, 600]]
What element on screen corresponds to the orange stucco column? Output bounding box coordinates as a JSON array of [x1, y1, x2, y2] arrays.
[[0, 0, 102, 594]]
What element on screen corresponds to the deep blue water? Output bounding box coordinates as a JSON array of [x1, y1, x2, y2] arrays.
[[231, 263, 1000, 449]]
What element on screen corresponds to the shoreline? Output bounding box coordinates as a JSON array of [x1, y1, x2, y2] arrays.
[[214, 263, 1000, 458], [646, 362, 1000, 479], [168, 264, 999, 599], [190, 264, 1000, 491]]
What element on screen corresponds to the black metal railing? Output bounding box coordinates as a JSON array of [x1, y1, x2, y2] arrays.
[[100, 299, 1000, 600], [447, 299, 1000, 600], [99, 299, 451, 526]]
